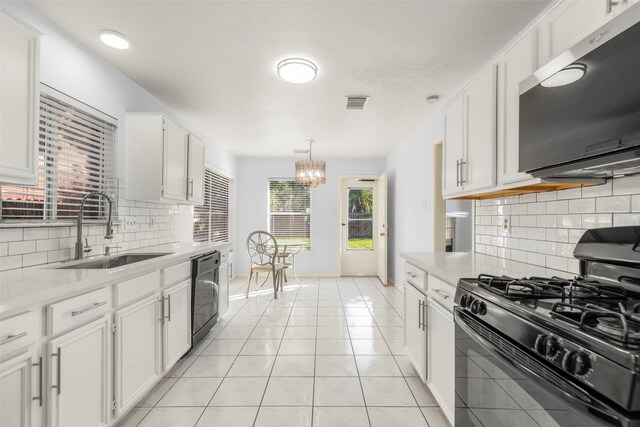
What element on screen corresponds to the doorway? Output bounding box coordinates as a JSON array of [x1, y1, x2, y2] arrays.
[[339, 174, 387, 283]]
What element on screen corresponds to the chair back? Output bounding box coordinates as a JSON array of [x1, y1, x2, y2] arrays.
[[246, 230, 278, 266]]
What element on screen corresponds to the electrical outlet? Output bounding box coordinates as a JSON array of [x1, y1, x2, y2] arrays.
[[502, 216, 511, 234]]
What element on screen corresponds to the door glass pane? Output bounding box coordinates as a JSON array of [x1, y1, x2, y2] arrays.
[[347, 188, 373, 250]]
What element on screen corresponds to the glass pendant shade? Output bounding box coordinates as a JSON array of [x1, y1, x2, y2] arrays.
[[295, 140, 326, 187]]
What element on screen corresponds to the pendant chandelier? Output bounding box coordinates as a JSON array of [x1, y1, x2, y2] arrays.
[[295, 139, 326, 188]]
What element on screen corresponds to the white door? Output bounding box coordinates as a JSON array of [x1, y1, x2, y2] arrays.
[[443, 95, 464, 196], [0, 351, 39, 427], [497, 31, 537, 184], [463, 65, 497, 192], [162, 118, 189, 202], [115, 294, 161, 417], [376, 173, 388, 285], [163, 280, 192, 371], [48, 318, 109, 427], [341, 178, 377, 276], [0, 11, 39, 186], [427, 300, 455, 424], [404, 284, 426, 382], [187, 134, 205, 205]]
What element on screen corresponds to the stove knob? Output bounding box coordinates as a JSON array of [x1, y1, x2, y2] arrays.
[[465, 295, 475, 309], [469, 299, 486, 315], [460, 294, 469, 307], [535, 335, 559, 358], [563, 351, 591, 376]]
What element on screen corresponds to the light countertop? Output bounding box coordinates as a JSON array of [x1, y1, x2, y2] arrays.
[[400, 252, 574, 286], [0, 242, 227, 317]]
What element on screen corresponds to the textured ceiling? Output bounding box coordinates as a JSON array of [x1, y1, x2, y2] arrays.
[[28, 0, 549, 157]]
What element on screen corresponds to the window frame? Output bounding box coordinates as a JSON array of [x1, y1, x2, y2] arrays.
[[267, 178, 312, 251], [0, 84, 118, 225]]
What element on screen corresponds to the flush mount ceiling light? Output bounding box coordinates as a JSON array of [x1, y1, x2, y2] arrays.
[[295, 139, 326, 187], [99, 30, 130, 50], [426, 95, 440, 104], [540, 63, 586, 88], [277, 58, 317, 84]]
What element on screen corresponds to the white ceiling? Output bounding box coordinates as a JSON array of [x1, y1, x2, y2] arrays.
[[29, 0, 549, 158]]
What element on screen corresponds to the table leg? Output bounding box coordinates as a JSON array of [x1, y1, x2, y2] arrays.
[[291, 254, 302, 286]]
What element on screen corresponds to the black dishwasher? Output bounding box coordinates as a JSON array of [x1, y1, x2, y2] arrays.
[[191, 251, 220, 349]]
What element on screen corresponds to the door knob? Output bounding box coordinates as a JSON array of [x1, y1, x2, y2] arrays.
[[341, 223, 346, 226], [380, 233, 386, 236]]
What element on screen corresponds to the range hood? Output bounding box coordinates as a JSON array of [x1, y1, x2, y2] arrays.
[[518, 3, 640, 180]]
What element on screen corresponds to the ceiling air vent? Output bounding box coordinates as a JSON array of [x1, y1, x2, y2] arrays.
[[346, 96, 369, 110]]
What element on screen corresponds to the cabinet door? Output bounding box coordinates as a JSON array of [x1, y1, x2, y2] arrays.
[[0, 11, 39, 185], [538, 0, 609, 64], [497, 31, 537, 185], [404, 283, 426, 382], [48, 318, 109, 427], [162, 119, 189, 202], [218, 262, 229, 317], [463, 65, 497, 192], [443, 95, 465, 197], [187, 134, 205, 205], [115, 294, 161, 417], [0, 351, 39, 427], [163, 280, 192, 371], [427, 301, 455, 425]]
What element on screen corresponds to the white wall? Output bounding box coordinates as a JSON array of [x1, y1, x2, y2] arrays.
[[385, 109, 444, 284], [234, 157, 385, 276], [3, 1, 237, 181]]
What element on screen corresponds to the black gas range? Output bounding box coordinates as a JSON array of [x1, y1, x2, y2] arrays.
[[454, 226, 640, 427]]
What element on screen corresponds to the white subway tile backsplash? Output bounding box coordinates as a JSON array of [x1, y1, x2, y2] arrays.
[[613, 213, 640, 226], [23, 252, 47, 267], [596, 196, 631, 213], [8, 240, 35, 255], [23, 228, 49, 240], [582, 181, 612, 197], [568, 198, 595, 214], [0, 255, 22, 271], [474, 178, 639, 276], [0, 228, 23, 242], [36, 239, 59, 252], [0, 243, 7, 257]]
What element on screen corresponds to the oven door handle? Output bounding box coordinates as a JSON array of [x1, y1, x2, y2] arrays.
[[454, 309, 603, 412]]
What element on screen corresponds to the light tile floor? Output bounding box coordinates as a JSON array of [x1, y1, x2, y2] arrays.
[[116, 276, 449, 427]]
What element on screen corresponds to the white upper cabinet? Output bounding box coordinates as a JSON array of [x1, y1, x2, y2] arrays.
[[443, 66, 497, 196], [538, 0, 611, 64], [443, 96, 465, 197], [126, 113, 205, 204], [464, 65, 497, 192], [0, 10, 40, 186], [497, 31, 538, 185], [187, 134, 205, 205]]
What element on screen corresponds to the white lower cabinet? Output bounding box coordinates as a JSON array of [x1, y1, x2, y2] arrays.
[[114, 294, 162, 418], [0, 350, 41, 427], [163, 280, 191, 371], [404, 283, 427, 382], [48, 317, 110, 427], [427, 299, 455, 425]]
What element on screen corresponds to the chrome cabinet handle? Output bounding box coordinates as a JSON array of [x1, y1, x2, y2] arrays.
[[52, 349, 62, 395], [165, 295, 171, 322], [418, 300, 424, 329], [407, 272, 417, 279], [189, 179, 194, 197], [607, 0, 619, 13], [456, 159, 460, 186], [433, 289, 450, 300], [422, 301, 428, 331], [71, 301, 107, 317], [0, 331, 27, 345], [33, 357, 43, 406], [459, 159, 467, 184]]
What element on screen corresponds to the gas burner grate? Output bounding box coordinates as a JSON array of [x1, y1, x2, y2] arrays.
[[476, 274, 566, 299]]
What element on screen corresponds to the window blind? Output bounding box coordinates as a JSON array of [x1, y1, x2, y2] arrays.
[[268, 180, 311, 249], [193, 169, 230, 244], [0, 86, 118, 221]]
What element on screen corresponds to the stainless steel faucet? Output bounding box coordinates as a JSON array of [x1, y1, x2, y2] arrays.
[[75, 191, 115, 260]]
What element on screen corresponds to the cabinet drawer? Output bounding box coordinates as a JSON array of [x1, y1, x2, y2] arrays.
[[117, 271, 161, 306], [164, 262, 190, 287], [48, 288, 110, 335], [428, 275, 455, 313], [404, 263, 427, 291], [0, 311, 37, 355]]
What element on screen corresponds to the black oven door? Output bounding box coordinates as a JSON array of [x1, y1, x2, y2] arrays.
[[454, 308, 632, 427]]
